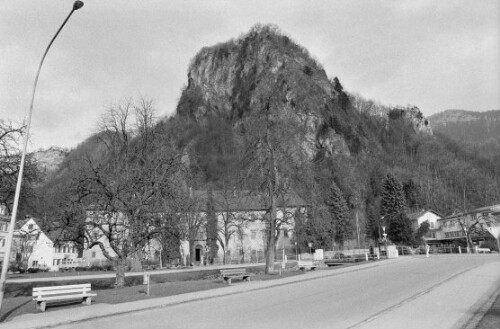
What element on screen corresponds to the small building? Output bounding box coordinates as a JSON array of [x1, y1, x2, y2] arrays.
[[181, 190, 307, 266], [408, 209, 443, 244], [8, 217, 79, 271], [437, 204, 500, 248]]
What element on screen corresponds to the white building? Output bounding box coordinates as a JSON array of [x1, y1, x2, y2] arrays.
[[181, 190, 306, 266], [83, 190, 307, 267], [408, 209, 443, 242], [13, 217, 79, 271]]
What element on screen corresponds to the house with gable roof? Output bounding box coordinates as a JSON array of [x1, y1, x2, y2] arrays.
[[407, 209, 443, 243], [0, 213, 80, 272]]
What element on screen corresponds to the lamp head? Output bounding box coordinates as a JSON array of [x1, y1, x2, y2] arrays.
[[73, 1, 84, 10]]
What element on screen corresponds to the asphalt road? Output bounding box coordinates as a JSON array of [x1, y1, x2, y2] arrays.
[[55, 255, 500, 329]]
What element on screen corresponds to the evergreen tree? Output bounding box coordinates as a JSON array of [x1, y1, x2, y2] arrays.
[[403, 179, 421, 211], [326, 181, 352, 248], [380, 173, 408, 243], [381, 174, 406, 218], [387, 213, 413, 245]]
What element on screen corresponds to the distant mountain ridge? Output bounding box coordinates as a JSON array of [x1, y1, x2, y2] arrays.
[[429, 109, 500, 145]]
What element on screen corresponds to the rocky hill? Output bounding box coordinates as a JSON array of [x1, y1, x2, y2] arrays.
[[33, 147, 68, 177], [35, 24, 499, 231], [176, 24, 431, 160]]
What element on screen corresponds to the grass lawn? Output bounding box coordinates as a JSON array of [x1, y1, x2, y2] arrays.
[[0, 263, 319, 323]]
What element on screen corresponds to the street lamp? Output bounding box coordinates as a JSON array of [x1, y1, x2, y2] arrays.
[[0, 1, 84, 311], [378, 216, 384, 255], [381, 226, 388, 257]]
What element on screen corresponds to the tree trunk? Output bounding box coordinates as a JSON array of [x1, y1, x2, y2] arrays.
[[130, 251, 143, 272], [265, 199, 277, 274], [466, 234, 474, 253], [115, 257, 127, 288], [224, 236, 230, 264], [188, 239, 194, 266]]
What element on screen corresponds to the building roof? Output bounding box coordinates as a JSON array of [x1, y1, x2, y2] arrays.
[[191, 190, 307, 212], [407, 209, 443, 221], [444, 204, 500, 220], [14, 218, 31, 230], [468, 204, 500, 215]]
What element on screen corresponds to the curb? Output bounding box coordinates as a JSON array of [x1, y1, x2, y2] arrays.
[[459, 285, 500, 329], [6, 258, 407, 329]]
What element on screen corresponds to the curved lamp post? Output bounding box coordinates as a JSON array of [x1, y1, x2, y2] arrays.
[[0, 1, 84, 311]]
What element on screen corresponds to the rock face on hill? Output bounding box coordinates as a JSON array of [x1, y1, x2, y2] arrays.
[[176, 24, 431, 158], [176, 25, 362, 158], [33, 147, 67, 176]]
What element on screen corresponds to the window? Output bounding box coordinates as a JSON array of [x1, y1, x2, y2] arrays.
[[251, 230, 257, 239], [1, 239, 5, 247], [91, 252, 96, 258], [430, 222, 434, 229], [32, 260, 38, 267], [28, 224, 34, 230], [282, 229, 289, 238]]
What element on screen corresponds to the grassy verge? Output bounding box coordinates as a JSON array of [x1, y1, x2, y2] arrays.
[[0, 263, 312, 323]]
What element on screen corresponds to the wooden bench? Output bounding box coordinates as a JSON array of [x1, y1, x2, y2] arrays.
[[32, 283, 96, 312], [298, 260, 317, 271], [220, 269, 253, 285]]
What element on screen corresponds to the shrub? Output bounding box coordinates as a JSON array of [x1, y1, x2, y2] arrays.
[[8, 265, 26, 273], [90, 265, 104, 271], [104, 264, 114, 271]]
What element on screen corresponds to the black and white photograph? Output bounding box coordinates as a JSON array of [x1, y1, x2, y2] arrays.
[[0, 1, 499, 328]]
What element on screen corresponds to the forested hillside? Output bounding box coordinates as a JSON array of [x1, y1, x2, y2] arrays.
[[27, 25, 500, 274], [429, 109, 500, 145], [429, 110, 500, 173]]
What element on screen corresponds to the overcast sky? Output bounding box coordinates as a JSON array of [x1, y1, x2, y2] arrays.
[[1, 0, 499, 151]]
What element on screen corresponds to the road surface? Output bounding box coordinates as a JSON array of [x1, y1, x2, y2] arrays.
[[55, 255, 500, 329]]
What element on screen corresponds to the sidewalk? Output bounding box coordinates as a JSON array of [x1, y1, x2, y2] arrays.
[[5, 258, 403, 329]]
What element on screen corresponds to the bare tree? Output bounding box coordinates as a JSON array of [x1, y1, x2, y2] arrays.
[[241, 71, 317, 273], [443, 209, 500, 252], [75, 97, 184, 286], [0, 120, 39, 214], [12, 224, 40, 271], [179, 189, 206, 266], [215, 189, 240, 264]]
